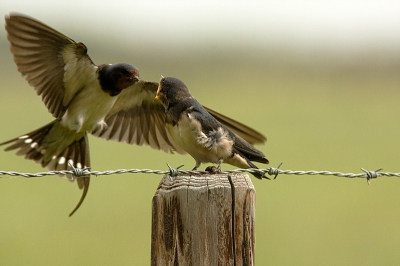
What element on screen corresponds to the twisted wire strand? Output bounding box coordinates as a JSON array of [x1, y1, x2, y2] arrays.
[[0, 163, 398, 183]]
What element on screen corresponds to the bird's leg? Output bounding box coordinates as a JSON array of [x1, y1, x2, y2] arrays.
[[192, 161, 201, 171], [216, 159, 223, 172]]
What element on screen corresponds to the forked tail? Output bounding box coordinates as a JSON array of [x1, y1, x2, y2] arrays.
[[0, 121, 91, 216]]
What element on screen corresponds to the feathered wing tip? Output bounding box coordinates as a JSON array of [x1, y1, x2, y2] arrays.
[[204, 107, 267, 145], [5, 14, 74, 119], [231, 134, 269, 180], [246, 160, 269, 180], [0, 121, 91, 216]]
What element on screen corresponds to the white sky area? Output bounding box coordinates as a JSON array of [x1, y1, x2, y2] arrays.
[[1, 1, 399, 53]]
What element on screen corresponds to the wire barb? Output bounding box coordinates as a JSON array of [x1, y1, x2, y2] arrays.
[[68, 162, 91, 177], [361, 168, 382, 185], [268, 162, 283, 180], [166, 163, 184, 180]]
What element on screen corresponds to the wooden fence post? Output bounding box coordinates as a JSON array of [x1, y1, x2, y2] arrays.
[[151, 173, 256, 266]]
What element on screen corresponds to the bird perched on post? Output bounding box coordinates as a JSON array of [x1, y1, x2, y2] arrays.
[[154, 76, 269, 178], [2, 14, 267, 215]]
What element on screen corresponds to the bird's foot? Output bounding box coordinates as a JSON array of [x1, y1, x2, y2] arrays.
[[205, 165, 221, 174]]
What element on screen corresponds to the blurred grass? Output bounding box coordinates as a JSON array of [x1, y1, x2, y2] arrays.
[[0, 29, 400, 266]]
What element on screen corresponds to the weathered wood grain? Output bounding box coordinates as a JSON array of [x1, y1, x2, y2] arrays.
[[151, 173, 255, 266]]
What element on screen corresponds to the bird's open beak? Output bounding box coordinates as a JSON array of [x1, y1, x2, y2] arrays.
[[155, 83, 162, 101]]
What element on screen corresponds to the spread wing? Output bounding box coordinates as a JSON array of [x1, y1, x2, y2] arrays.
[[92, 80, 266, 153], [5, 13, 97, 119], [92, 80, 186, 154]]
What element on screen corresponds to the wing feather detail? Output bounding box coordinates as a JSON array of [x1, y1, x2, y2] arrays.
[[5, 14, 96, 119]]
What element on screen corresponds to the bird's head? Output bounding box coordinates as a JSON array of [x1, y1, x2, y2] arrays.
[[98, 63, 140, 96], [155, 76, 192, 108]]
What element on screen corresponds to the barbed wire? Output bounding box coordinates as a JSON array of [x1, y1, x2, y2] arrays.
[[0, 162, 399, 184]]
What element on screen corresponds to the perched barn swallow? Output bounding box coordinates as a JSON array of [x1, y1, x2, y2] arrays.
[[2, 14, 267, 215], [153, 76, 269, 178], [92, 81, 266, 153]]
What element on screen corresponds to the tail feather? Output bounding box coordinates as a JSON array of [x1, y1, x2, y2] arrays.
[[2, 122, 53, 165], [0, 121, 91, 216], [66, 134, 90, 217]]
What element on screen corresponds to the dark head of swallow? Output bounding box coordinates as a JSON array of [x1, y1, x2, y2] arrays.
[[155, 76, 192, 109], [98, 63, 140, 96]]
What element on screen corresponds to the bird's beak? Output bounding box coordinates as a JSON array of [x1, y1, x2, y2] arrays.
[[155, 83, 161, 101]]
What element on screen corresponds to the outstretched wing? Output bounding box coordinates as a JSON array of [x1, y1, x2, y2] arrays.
[[5, 13, 97, 119], [92, 80, 266, 152], [92, 80, 186, 154]]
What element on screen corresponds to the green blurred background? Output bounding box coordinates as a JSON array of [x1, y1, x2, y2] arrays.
[[1, 1, 400, 265]]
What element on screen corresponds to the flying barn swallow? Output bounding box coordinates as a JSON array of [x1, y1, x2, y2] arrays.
[[1, 14, 267, 215], [154, 76, 269, 178], [1, 14, 140, 216]]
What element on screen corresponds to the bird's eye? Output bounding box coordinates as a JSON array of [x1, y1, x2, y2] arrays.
[[120, 69, 129, 76]]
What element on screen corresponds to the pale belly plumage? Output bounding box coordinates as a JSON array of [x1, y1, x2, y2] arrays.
[[61, 82, 117, 134], [166, 112, 234, 166], [42, 79, 118, 161]]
